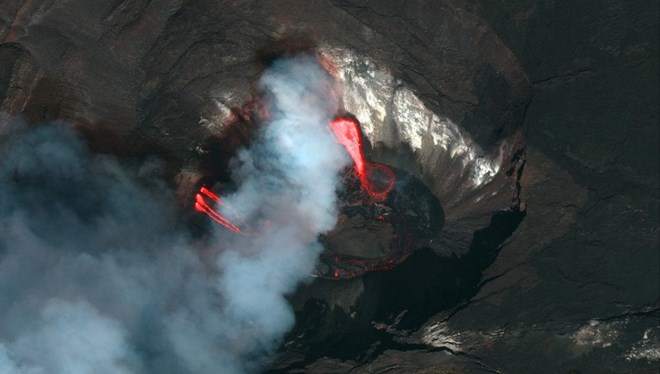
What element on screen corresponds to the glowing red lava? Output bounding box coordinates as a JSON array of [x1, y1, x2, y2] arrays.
[[193, 114, 422, 280], [194, 186, 243, 235], [195, 117, 394, 236], [328, 117, 395, 202]]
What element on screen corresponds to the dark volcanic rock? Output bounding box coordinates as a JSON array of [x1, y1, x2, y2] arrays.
[[335, 2, 659, 373], [0, 1, 529, 232], [0, 0, 657, 373], [317, 164, 444, 278]]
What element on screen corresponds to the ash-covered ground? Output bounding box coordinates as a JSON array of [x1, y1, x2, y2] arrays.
[[0, 1, 658, 373]]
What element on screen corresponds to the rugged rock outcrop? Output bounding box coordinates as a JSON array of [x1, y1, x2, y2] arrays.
[[1, 0, 529, 250], [0, 0, 657, 373]]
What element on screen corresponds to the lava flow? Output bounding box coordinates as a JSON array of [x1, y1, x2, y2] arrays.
[[195, 117, 395, 237], [193, 116, 424, 280], [328, 117, 395, 202], [194, 186, 243, 235]]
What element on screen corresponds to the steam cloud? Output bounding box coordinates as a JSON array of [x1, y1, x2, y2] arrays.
[[0, 55, 349, 373]]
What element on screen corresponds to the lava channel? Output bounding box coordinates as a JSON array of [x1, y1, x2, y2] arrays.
[[328, 117, 395, 202], [194, 186, 244, 235], [193, 116, 442, 280]]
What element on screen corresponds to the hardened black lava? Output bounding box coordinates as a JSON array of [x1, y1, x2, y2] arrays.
[[314, 165, 444, 279]]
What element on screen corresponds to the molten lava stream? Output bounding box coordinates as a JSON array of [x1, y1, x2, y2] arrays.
[[328, 117, 395, 202], [195, 117, 394, 237], [199, 186, 247, 227], [194, 188, 243, 235]]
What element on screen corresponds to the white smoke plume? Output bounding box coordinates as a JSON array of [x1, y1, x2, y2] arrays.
[[0, 54, 349, 373]]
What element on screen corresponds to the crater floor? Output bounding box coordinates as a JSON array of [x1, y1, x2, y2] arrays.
[[0, 1, 657, 373]]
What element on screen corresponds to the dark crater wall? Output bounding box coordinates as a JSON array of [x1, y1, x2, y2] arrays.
[[0, 1, 657, 373]]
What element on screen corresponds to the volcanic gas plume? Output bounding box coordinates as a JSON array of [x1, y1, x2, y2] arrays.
[[197, 116, 396, 234], [0, 54, 349, 374]]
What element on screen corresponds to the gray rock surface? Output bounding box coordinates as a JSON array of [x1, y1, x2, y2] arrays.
[[0, 0, 657, 373], [326, 2, 658, 373]]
